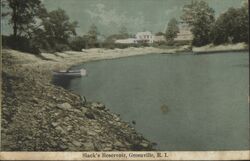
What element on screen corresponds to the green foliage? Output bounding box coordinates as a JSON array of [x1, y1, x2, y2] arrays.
[[181, 0, 215, 46], [2, 0, 44, 54], [211, 4, 249, 45], [3, 4, 78, 53], [31, 8, 78, 52], [165, 18, 179, 42], [2, 35, 40, 54], [69, 36, 87, 51], [6, 0, 44, 37], [85, 24, 99, 48], [42, 8, 78, 44], [155, 32, 165, 36], [119, 26, 129, 39], [1, 0, 10, 17]]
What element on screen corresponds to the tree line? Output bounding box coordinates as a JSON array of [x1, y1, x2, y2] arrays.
[[2, 0, 249, 54], [165, 0, 249, 47], [1, 0, 102, 54]]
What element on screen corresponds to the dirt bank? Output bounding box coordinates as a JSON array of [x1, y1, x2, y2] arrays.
[[1, 49, 157, 151]]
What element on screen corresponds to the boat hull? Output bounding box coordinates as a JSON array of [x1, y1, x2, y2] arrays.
[[52, 69, 87, 77]]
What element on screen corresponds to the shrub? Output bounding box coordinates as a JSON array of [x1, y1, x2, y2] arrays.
[[2, 35, 40, 54]]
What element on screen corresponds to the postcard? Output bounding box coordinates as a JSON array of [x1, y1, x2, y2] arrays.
[[1, 0, 249, 160]]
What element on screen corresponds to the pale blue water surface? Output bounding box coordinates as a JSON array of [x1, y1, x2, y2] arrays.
[[62, 52, 249, 150]]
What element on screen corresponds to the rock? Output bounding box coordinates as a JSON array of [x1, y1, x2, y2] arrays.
[[55, 126, 67, 134], [56, 102, 72, 111], [54, 112, 60, 116], [114, 141, 124, 147], [87, 130, 97, 136], [114, 116, 120, 122], [85, 111, 95, 119], [61, 138, 67, 143], [51, 141, 57, 147], [59, 144, 68, 150], [51, 122, 58, 127], [72, 140, 81, 147], [32, 97, 39, 104], [91, 102, 105, 110], [71, 109, 81, 113], [81, 107, 87, 114], [26, 136, 33, 140], [66, 125, 73, 131], [48, 103, 54, 107], [79, 126, 87, 132], [140, 141, 149, 148], [83, 142, 95, 150]]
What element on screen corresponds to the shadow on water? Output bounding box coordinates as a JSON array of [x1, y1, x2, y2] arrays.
[[52, 76, 75, 89]]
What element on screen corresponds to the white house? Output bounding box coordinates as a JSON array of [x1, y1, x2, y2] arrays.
[[135, 31, 153, 43], [115, 31, 155, 44]]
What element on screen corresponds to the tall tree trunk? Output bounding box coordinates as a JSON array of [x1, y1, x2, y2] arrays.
[[12, 1, 17, 37]]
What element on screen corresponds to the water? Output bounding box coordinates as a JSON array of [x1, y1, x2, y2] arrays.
[[61, 52, 249, 151]]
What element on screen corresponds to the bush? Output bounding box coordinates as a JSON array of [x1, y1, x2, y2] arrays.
[[54, 43, 71, 52], [210, 6, 249, 45], [69, 36, 87, 51], [2, 35, 40, 54]]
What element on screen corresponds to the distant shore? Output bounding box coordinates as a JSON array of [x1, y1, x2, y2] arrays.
[[40, 42, 248, 69], [192, 43, 248, 54], [39, 45, 191, 70]]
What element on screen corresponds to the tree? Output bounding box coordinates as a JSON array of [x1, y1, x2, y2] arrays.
[[119, 26, 129, 39], [1, 0, 10, 17], [211, 4, 249, 44], [165, 18, 179, 42], [86, 24, 99, 48], [69, 36, 87, 51], [181, 0, 215, 46], [155, 32, 165, 36], [36, 8, 78, 51], [5, 0, 44, 37]]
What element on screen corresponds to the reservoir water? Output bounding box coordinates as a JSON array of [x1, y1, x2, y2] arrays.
[[62, 52, 249, 150]]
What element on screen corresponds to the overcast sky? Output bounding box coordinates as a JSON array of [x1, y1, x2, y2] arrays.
[[2, 0, 246, 36]]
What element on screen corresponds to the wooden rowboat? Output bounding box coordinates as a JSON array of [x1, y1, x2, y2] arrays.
[[52, 68, 87, 77]]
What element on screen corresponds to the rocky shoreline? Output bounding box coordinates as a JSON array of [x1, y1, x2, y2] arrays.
[[2, 44, 248, 151], [1, 49, 155, 151]]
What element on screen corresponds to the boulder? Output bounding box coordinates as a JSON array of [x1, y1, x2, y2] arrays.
[[57, 103, 72, 111], [59, 144, 68, 150], [91, 102, 105, 110], [55, 126, 67, 134], [51, 122, 58, 127], [114, 141, 124, 147], [81, 107, 87, 114], [31, 97, 39, 104], [72, 140, 81, 147], [85, 111, 95, 119], [83, 142, 95, 150], [140, 141, 150, 148]]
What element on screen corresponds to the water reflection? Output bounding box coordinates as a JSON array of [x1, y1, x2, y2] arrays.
[[52, 76, 74, 88]]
